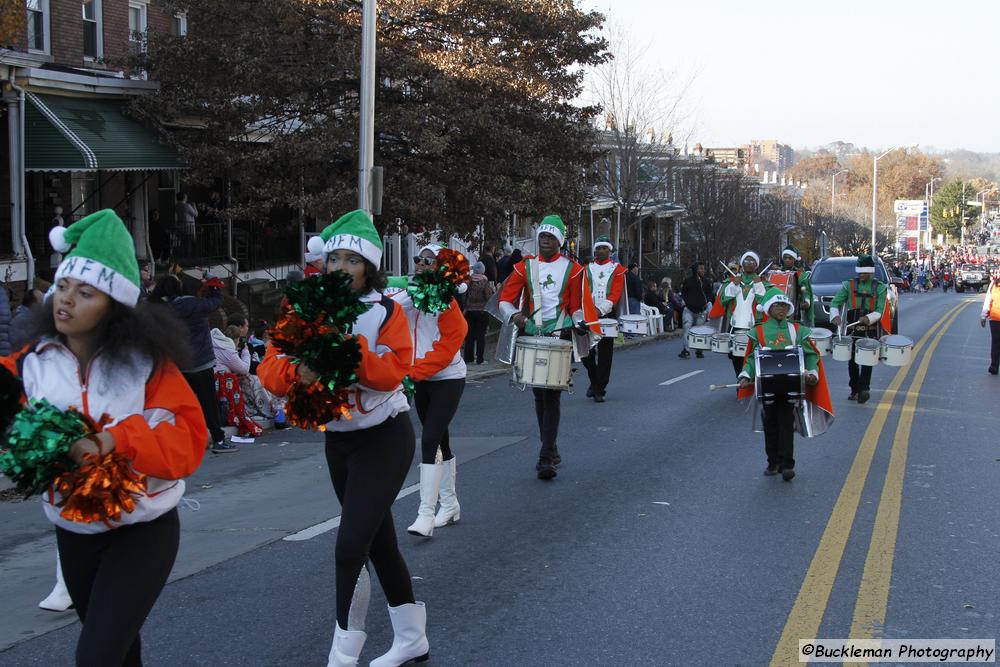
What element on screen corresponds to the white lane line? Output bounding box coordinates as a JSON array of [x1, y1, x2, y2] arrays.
[[283, 482, 421, 542], [659, 370, 703, 386]]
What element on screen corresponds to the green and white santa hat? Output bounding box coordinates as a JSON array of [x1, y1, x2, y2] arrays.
[[594, 235, 613, 252], [740, 250, 760, 266], [49, 209, 141, 307], [760, 286, 795, 317], [307, 209, 383, 267], [536, 214, 566, 246], [856, 254, 875, 274], [781, 245, 800, 261]]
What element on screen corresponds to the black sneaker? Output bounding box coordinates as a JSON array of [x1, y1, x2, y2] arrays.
[[551, 450, 561, 466], [586, 385, 594, 398], [211, 440, 239, 453], [848, 393, 857, 401], [695, 350, 704, 358], [536, 463, 557, 480], [857, 390, 870, 404], [764, 464, 780, 476], [678, 349, 690, 359], [989, 367, 998, 375], [594, 392, 606, 403], [781, 467, 796, 482]]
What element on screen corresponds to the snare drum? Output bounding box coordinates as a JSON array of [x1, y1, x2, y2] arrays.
[[619, 314, 649, 336], [512, 336, 573, 390], [854, 338, 880, 367], [687, 325, 714, 350], [754, 346, 806, 404], [732, 332, 750, 357], [711, 332, 733, 354], [598, 318, 619, 339], [809, 328, 833, 356], [831, 336, 853, 362], [880, 334, 914, 367]]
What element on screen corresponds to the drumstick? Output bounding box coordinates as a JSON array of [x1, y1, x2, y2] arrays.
[[708, 383, 741, 391], [719, 261, 738, 278], [845, 320, 863, 330], [759, 261, 773, 276]]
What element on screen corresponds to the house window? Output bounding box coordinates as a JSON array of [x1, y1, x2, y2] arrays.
[[26, 0, 49, 54], [82, 0, 103, 60], [128, 1, 148, 54], [172, 13, 187, 37]]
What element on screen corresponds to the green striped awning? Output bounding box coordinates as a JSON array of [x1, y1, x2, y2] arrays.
[[24, 92, 185, 172]]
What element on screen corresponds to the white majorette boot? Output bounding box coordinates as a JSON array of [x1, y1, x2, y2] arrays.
[[407, 463, 444, 538], [328, 625, 367, 667], [369, 602, 429, 667], [38, 552, 73, 612], [433, 457, 460, 528]]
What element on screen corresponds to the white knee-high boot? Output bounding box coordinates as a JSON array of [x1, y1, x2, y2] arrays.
[[38, 551, 73, 612], [433, 457, 460, 528], [369, 602, 429, 667], [407, 464, 444, 538], [328, 625, 367, 667]]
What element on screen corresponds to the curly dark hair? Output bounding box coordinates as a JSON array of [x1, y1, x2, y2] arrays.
[[363, 260, 387, 293], [34, 298, 193, 377]]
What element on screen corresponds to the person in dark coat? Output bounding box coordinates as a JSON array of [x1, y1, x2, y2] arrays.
[[0, 283, 12, 356], [497, 249, 522, 284], [150, 274, 233, 452], [678, 262, 714, 359], [480, 245, 499, 284], [624, 263, 643, 315], [8, 287, 45, 350]]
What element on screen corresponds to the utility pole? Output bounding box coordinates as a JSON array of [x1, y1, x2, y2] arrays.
[[357, 0, 376, 215]]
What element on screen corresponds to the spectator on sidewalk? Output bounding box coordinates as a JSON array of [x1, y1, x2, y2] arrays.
[[9, 286, 44, 350], [463, 262, 495, 365], [624, 263, 643, 315], [212, 324, 267, 437], [480, 245, 498, 284], [498, 249, 521, 284], [151, 273, 236, 453]]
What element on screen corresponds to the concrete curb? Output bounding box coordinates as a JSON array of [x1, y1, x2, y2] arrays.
[[465, 328, 683, 382]]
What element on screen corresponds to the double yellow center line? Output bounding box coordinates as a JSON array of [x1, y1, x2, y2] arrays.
[[769, 300, 972, 667]]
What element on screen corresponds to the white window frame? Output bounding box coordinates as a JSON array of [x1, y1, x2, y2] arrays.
[[82, 0, 104, 61], [128, 0, 149, 53], [26, 0, 51, 55], [172, 12, 188, 37]]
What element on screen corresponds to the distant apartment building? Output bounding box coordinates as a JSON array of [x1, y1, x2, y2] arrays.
[[704, 146, 750, 169], [749, 139, 795, 174]]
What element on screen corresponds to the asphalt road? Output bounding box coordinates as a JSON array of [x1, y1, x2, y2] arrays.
[[1, 290, 997, 666]]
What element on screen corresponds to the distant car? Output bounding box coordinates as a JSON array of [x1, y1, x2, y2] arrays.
[[955, 263, 988, 293], [808, 256, 900, 334]]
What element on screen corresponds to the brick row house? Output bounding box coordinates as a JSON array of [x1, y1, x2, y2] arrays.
[[2, 1, 302, 303]]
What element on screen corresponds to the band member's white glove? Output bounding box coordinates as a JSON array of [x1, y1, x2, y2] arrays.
[[457, 282, 469, 295]]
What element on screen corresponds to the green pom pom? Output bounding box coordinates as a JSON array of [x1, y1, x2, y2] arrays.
[[0, 398, 87, 497], [402, 375, 416, 398], [407, 267, 457, 314], [285, 271, 370, 330], [298, 335, 363, 391]]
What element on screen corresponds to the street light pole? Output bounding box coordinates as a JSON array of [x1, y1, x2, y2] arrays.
[[357, 0, 376, 215], [871, 145, 916, 254]]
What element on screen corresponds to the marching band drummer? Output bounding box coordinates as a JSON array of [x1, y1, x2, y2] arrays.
[[721, 250, 770, 376], [829, 255, 891, 404], [737, 288, 832, 481], [780, 245, 815, 326], [499, 215, 600, 480], [581, 235, 626, 403]]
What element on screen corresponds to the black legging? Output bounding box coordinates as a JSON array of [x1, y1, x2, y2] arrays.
[[414, 378, 465, 464], [325, 414, 416, 628], [463, 310, 489, 364], [762, 401, 796, 469], [56, 508, 180, 667], [182, 368, 223, 444], [533, 388, 561, 463], [989, 321, 1000, 371]]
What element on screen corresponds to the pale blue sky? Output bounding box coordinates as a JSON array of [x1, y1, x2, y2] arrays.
[[581, 0, 999, 153]]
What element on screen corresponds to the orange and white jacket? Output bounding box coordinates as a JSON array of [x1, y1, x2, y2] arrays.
[[258, 290, 412, 431], [385, 286, 467, 382], [0, 339, 207, 534]]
